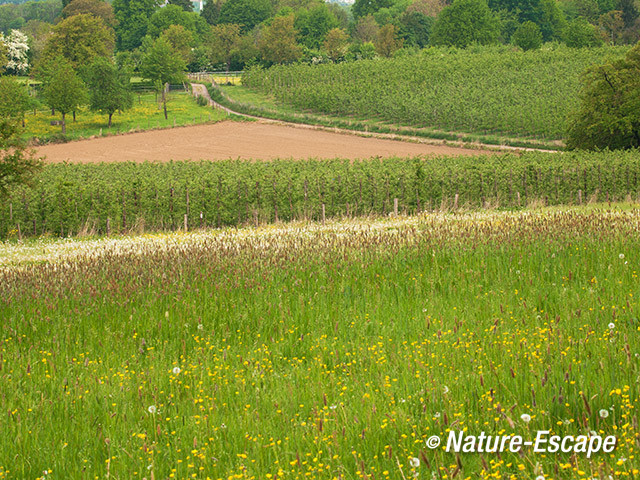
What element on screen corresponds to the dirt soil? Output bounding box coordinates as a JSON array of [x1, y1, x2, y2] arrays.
[[35, 121, 493, 163]]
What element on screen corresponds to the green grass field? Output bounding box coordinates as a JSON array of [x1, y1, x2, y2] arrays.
[[22, 91, 229, 143], [1, 206, 639, 479]]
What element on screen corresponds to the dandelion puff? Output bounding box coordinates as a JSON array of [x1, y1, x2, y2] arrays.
[[536, 476, 545, 480], [443, 386, 449, 394], [172, 366, 181, 375], [197, 324, 204, 331], [619, 253, 625, 259], [599, 409, 609, 419], [148, 405, 157, 414], [520, 413, 531, 423], [409, 457, 420, 468], [434, 412, 441, 419], [608, 322, 615, 330]]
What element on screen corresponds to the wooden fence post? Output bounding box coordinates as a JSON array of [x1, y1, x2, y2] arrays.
[[394, 198, 398, 216]]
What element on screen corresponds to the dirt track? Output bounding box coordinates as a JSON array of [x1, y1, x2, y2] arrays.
[[36, 121, 491, 163]]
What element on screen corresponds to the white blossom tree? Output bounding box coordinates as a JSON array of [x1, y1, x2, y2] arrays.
[[0, 30, 30, 75]]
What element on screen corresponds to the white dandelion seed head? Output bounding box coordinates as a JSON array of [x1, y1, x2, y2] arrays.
[[172, 366, 181, 375], [608, 322, 615, 329], [536, 476, 545, 480], [409, 457, 420, 468], [197, 324, 204, 330], [148, 405, 157, 414], [599, 409, 609, 419], [434, 412, 441, 419], [520, 413, 531, 423], [619, 253, 625, 259], [443, 386, 449, 394]]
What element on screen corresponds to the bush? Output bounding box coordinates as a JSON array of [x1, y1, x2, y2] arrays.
[[564, 18, 604, 48], [512, 21, 543, 50]]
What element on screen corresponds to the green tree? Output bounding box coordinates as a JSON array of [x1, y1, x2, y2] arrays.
[[512, 20, 543, 49], [200, 0, 220, 25], [353, 14, 380, 43], [43, 14, 114, 68], [0, 118, 41, 198], [61, 0, 117, 27], [258, 14, 302, 64], [398, 10, 434, 47], [563, 17, 603, 46], [352, 0, 393, 18], [294, 4, 338, 49], [0, 76, 32, 127], [217, 0, 273, 33], [323, 27, 349, 61], [147, 4, 208, 37], [566, 42, 640, 149], [431, 0, 500, 47], [168, 0, 194, 12], [42, 58, 88, 134], [374, 23, 403, 57], [208, 23, 241, 70], [113, 0, 159, 51], [85, 57, 133, 128], [140, 37, 185, 119], [160, 24, 196, 64], [0, 40, 7, 71]]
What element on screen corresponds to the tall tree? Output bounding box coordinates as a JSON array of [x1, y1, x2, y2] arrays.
[[374, 23, 403, 57], [353, 15, 380, 43], [294, 4, 339, 49], [113, 0, 159, 51], [140, 37, 185, 120], [61, 0, 117, 27], [323, 27, 349, 61], [147, 4, 208, 37], [42, 58, 88, 134], [168, 0, 194, 12], [43, 14, 114, 68], [258, 14, 302, 64], [208, 23, 241, 71], [566, 42, 640, 150], [85, 57, 133, 128], [217, 0, 273, 33], [0, 118, 41, 199], [160, 24, 195, 64], [430, 0, 500, 47], [0, 76, 33, 127], [352, 0, 394, 18]]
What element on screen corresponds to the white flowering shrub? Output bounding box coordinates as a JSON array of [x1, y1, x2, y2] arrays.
[[0, 30, 29, 75]]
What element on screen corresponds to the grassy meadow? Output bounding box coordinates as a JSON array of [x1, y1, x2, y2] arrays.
[[1, 206, 640, 479], [22, 92, 229, 143]]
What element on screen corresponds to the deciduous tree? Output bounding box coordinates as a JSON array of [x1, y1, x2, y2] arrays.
[[85, 57, 133, 128], [258, 14, 302, 64], [61, 0, 117, 27], [140, 37, 185, 120], [208, 23, 241, 71], [374, 23, 403, 57], [566, 42, 640, 150], [0, 119, 41, 198], [42, 58, 88, 134], [431, 0, 500, 47], [43, 14, 114, 68], [323, 27, 348, 61], [0, 76, 33, 127]]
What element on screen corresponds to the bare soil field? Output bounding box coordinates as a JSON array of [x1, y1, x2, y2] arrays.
[[35, 121, 491, 163]]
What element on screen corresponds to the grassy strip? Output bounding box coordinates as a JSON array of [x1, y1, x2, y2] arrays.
[[211, 83, 563, 151], [1, 207, 640, 478], [23, 92, 228, 144], [4, 149, 640, 239]]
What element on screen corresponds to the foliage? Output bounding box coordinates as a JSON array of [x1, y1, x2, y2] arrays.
[[566, 42, 640, 149], [511, 20, 543, 49], [352, 0, 393, 18], [42, 57, 88, 134], [5, 149, 640, 236], [563, 17, 605, 47], [207, 22, 241, 70], [323, 27, 349, 61], [352, 14, 379, 43], [258, 14, 302, 64], [397, 10, 434, 47], [61, 0, 117, 28], [242, 45, 627, 140], [374, 23, 403, 57], [43, 13, 114, 68], [168, 0, 194, 12], [140, 36, 186, 119], [0, 118, 40, 199], [113, 0, 159, 51], [430, 0, 501, 47], [146, 4, 208, 38], [85, 57, 134, 128], [0, 76, 32, 123], [217, 0, 273, 33], [0, 0, 61, 33], [160, 24, 195, 64], [294, 3, 338, 49]]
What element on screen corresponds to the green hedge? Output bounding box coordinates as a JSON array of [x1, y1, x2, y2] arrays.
[[3, 150, 640, 237]]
